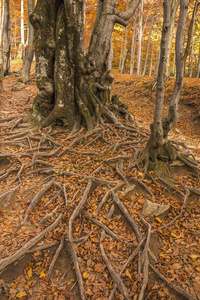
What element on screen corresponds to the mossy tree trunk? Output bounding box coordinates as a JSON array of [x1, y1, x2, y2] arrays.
[[30, 0, 141, 130], [147, 0, 189, 162]]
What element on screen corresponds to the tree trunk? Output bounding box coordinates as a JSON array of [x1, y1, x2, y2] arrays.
[[30, 0, 141, 129], [142, 15, 154, 76], [20, 0, 35, 83], [2, 0, 11, 76], [154, 45, 160, 78], [196, 42, 200, 78], [137, 0, 143, 76], [130, 16, 137, 75], [119, 26, 128, 74], [0, 0, 4, 89], [166, 0, 179, 77], [149, 37, 154, 77], [119, 28, 124, 72], [21, 0, 24, 45], [148, 0, 189, 162]]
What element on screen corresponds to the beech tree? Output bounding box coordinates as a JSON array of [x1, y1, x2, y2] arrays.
[[141, 0, 190, 166], [30, 0, 141, 129]]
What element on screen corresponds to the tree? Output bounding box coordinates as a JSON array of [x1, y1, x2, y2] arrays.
[[148, 0, 189, 162], [129, 0, 197, 171], [137, 0, 143, 75], [20, 0, 35, 83], [30, 0, 141, 129], [165, 0, 179, 77], [2, 0, 11, 76]]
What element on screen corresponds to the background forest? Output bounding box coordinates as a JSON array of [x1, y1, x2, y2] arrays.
[[1, 0, 200, 78]]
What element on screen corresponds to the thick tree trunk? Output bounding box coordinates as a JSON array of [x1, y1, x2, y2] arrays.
[[20, 0, 35, 83], [30, 0, 141, 129], [148, 0, 189, 162], [2, 0, 11, 76]]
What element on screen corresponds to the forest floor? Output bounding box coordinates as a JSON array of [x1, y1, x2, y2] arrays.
[[0, 61, 200, 300]]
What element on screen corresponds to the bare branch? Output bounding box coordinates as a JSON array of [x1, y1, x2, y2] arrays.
[[117, 0, 141, 22]]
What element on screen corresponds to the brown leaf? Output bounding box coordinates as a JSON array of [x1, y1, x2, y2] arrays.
[[194, 283, 200, 292], [178, 273, 185, 282], [172, 263, 182, 270], [194, 276, 200, 284], [87, 259, 92, 267], [62, 289, 73, 297]]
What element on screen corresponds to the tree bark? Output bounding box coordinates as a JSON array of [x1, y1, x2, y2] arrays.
[[30, 0, 141, 129], [2, 0, 11, 76], [20, 0, 35, 83]]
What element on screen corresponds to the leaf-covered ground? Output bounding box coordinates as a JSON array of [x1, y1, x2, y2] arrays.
[[0, 62, 200, 300]]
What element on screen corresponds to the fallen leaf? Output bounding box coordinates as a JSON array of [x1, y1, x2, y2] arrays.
[[194, 276, 200, 284], [27, 267, 32, 278], [195, 266, 200, 272], [194, 283, 200, 292], [171, 233, 177, 238], [62, 289, 73, 297], [190, 254, 198, 261], [16, 291, 27, 298], [155, 217, 162, 223], [125, 269, 132, 279], [39, 270, 46, 278], [87, 259, 92, 267], [83, 272, 89, 279], [178, 273, 185, 281], [172, 263, 182, 270]]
